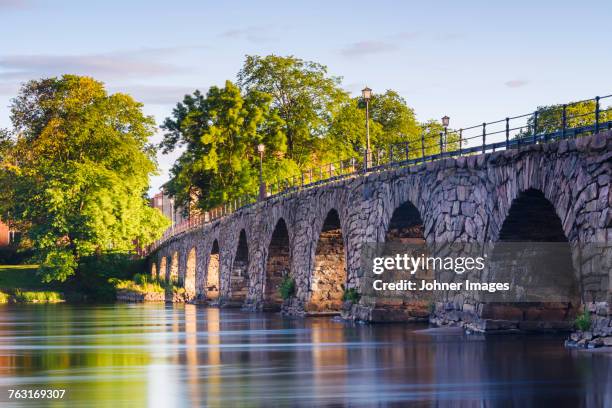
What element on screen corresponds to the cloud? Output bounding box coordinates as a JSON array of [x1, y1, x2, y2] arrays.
[[220, 25, 277, 43], [0, 47, 198, 82], [111, 84, 201, 105], [505, 79, 529, 88], [339, 41, 398, 58]]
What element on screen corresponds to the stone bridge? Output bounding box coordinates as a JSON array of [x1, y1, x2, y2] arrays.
[[148, 131, 611, 332]]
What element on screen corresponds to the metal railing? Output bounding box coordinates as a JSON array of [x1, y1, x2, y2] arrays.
[[145, 94, 612, 254]]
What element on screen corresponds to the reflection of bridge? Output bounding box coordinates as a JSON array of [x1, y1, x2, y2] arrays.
[[148, 109, 611, 332]]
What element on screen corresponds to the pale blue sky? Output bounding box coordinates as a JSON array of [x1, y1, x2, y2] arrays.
[[1, 0, 610, 192]]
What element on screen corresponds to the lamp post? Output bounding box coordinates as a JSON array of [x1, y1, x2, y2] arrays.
[[170, 197, 175, 231], [257, 143, 265, 200], [361, 86, 372, 169], [441, 115, 450, 153]]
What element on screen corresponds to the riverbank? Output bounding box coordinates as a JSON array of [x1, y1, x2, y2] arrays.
[[0, 265, 65, 303]]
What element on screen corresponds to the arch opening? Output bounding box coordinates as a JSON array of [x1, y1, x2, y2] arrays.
[[169, 251, 179, 284], [150, 262, 157, 280], [185, 247, 196, 298], [308, 209, 347, 313], [380, 200, 431, 319], [487, 188, 579, 323], [159, 257, 167, 282], [206, 240, 220, 301], [385, 201, 425, 243], [264, 218, 290, 310], [230, 230, 249, 303]]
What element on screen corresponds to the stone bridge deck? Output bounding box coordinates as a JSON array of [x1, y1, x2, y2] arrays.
[[148, 131, 611, 332]]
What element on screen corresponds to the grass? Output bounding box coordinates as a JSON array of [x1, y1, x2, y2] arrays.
[[0, 265, 46, 290], [110, 273, 178, 295], [0, 265, 64, 303], [13, 290, 63, 303]]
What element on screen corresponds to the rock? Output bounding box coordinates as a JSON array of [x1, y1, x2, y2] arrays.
[[588, 337, 604, 348]]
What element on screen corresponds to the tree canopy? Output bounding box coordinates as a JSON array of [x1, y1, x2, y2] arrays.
[[527, 100, 612, 135], [0, 75, 169, 282], [237, 55, 347, 167], [161, 80, 296, 210], [161, 55, 450, 211]]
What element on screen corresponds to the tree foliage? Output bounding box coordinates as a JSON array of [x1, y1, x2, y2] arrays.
[[0, 75, 169, 281], [527, 100, 612, 135], [161, 80, 295, 210], [325, 90, 422, 161], [163, 55, 452, 211], [237, 55, 347, 167]]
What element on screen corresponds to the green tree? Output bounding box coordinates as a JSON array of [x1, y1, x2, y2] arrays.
[[369, 90, 421, 145], [325, 98, 383, 162], [526, 100, 612, 135], [161, 80, 292, 210], [326, 90, 424, 161], [237, 55, 347, 167], [0, 75, 169, 282]]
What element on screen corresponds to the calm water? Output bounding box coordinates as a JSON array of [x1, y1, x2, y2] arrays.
[[0, 304, 610, 407]]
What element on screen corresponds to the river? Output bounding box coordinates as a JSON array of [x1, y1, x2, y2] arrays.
[[0, 303, 609, 407]]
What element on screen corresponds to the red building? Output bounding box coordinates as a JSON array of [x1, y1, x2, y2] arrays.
[[0, 220, 12, 247], [150, 191, 188, 227]]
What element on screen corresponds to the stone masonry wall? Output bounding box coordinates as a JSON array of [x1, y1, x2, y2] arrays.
[[148, 131, 611, 331]]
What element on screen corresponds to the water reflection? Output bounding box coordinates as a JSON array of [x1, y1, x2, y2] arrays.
[[0, 304, 609, 407]]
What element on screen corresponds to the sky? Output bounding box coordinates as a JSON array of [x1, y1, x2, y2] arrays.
[[1, 0, 611, 193]]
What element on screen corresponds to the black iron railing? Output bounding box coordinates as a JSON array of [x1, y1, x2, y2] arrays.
[[145, 94, 612, 254]]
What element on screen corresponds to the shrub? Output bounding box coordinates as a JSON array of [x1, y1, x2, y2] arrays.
[[76, 252, 146, 302], [575, 307, 592, 331], [111, 278, 165, 294], [342, 287, 360, 303], [133, 273, 148, 285], [278, 276, 295, 300], [37, 249, 78, 283], [0, 291, 9, 303]]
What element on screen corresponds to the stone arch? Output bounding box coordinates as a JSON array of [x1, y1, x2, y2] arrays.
[[230, 229, 249, 303], [159, 256, 167, 282], [150, 262, 157, 280], [185, 247, 197, 298], [169, 251, 179, 283], [307, 209, 347, 313], [264, 218, 290, 310], [385, 200, 425, 243], [484, 188, 580, 324], [498, 189, 570, 242], [380, 198, 431, 320], [206, 239, 220, 301]]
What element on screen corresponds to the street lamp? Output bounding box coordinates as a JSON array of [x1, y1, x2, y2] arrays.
[[170, 197, 175, 230], [257, 143, 265, 200], [362, 86, 372, 169], [441, 115, 450, 153]]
